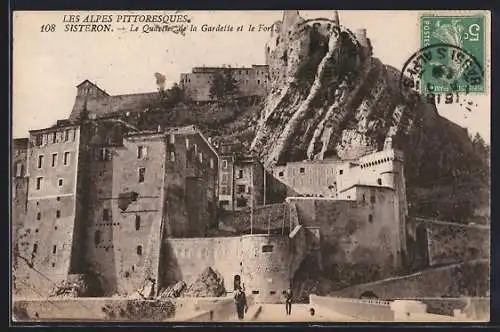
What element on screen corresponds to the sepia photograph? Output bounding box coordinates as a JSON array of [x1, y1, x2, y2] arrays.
[[11, 10, 491, 323]]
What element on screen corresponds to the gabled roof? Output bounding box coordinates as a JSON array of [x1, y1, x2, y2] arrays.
[[76, 79, 109, 95]]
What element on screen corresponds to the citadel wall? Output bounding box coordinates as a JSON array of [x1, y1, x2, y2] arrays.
[[179, 65, 270, 102], [218, 203, 290, 233], [287, 192, 402, 278], [162, 233, 306, 302], [407, 218, 490, 267]]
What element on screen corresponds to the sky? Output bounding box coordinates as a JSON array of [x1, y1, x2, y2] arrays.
[[12, 10, 490, 142]]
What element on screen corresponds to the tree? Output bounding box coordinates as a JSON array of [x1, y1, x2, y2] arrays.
[[472, 132, 490, 165], [209, 69, 240, 102]]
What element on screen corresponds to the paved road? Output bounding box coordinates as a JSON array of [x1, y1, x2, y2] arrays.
[[224, 304, 359, 322]]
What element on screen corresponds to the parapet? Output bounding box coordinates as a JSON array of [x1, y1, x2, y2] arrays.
[[355, 28, 369, 48]]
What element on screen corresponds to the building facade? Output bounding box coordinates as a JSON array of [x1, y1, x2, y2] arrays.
[[15, 122, 88, 297], [179, 65, 271, 102], [12, 138, 29, 289], [274, 140, 408, 269], [13, 117, 219, 297], [218, 144, 265, 211]]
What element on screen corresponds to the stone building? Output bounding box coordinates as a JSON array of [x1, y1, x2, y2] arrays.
[[15, 121, 90, 297], [179, 65, 271, 102], [273, 140, 408, 271], [13, 115, 219, 297], [218, 143, 265, 211], [12, 138, 29, 286], [69, 80, 161, 121]]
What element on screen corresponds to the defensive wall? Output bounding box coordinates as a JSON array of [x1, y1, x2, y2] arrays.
[[218, 203, 290, 233], [287, 195, 403, 280], [161, 233, 308, 303], [407, 217, 490, 267], [330, 259, 489, 299]]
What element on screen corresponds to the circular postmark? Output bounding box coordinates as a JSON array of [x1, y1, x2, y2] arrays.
[[399, 43, 484, 108]]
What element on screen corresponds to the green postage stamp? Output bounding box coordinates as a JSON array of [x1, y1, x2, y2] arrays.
[[420, 15, 485, 94]]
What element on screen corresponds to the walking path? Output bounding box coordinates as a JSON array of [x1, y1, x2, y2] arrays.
[[223, 304, 359, 322]]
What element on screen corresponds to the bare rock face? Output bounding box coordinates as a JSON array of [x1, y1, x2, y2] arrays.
[[252, 11, 419, 167]]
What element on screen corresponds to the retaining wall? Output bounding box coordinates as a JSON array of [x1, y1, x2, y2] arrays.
[[309, 294, 394, 321], [12, 296, 249, 322], [331, 259, 489, 299]]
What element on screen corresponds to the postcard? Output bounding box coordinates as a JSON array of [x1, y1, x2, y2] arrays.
[[11, 10, 491, 323]]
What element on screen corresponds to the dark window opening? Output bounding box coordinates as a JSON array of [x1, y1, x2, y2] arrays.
[[368, 214, 373, 223], [362, 194, 366, 202], [56, 197, 60, 201], [35, 135, 43, 146], [262, 245, 274, 253], [138, 167, 146, 183], [52, 245, 57, 254], [36, 177, 43, 190], [278, 171, 284, 177], [94, 230, 101, 246], [103, 209, 110, 221], [52, 263, 55, 268], [270, 291, 276, 295], [252, 290, 260, 294], [236, 197, 247, 208], [52, 154, 57, 167], [37, 155, 43, 168], [36, 212, 41, 220], [299, 167, 305, 174], [135, 215, 141, 231], [52, 132, 57, 143], [238, 170, 244, 178], [377, 178, 382, 185], [370, 195, 376, 204], [237, 185, 245, 194], [124, 271, 130, 278], [137, 245, 143, 255], [64, 152, 70, 165], [58, 179, 63, 187], [56, 210, 61, 218], [137, 146, 145, 159], [33, 243, 38, 253], [339, 170, 343, 175]]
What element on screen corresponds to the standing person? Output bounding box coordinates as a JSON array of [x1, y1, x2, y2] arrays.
[[234, 287, 248, 320], [285, 287, 293, 315]]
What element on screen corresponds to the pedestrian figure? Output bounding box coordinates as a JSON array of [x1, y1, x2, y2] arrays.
[[285, 287, 293, 315], [234, 287, 248, 320]]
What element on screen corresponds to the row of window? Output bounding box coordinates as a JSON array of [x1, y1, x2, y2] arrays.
[[34, 128, 76, 146], [37, 152, 71, 169], [35, 177, 64, 190], [93, 230, 143, 255], [36, 209, 62, 220], [101, 210, 142, 230], [31, 243, 58, 254]]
